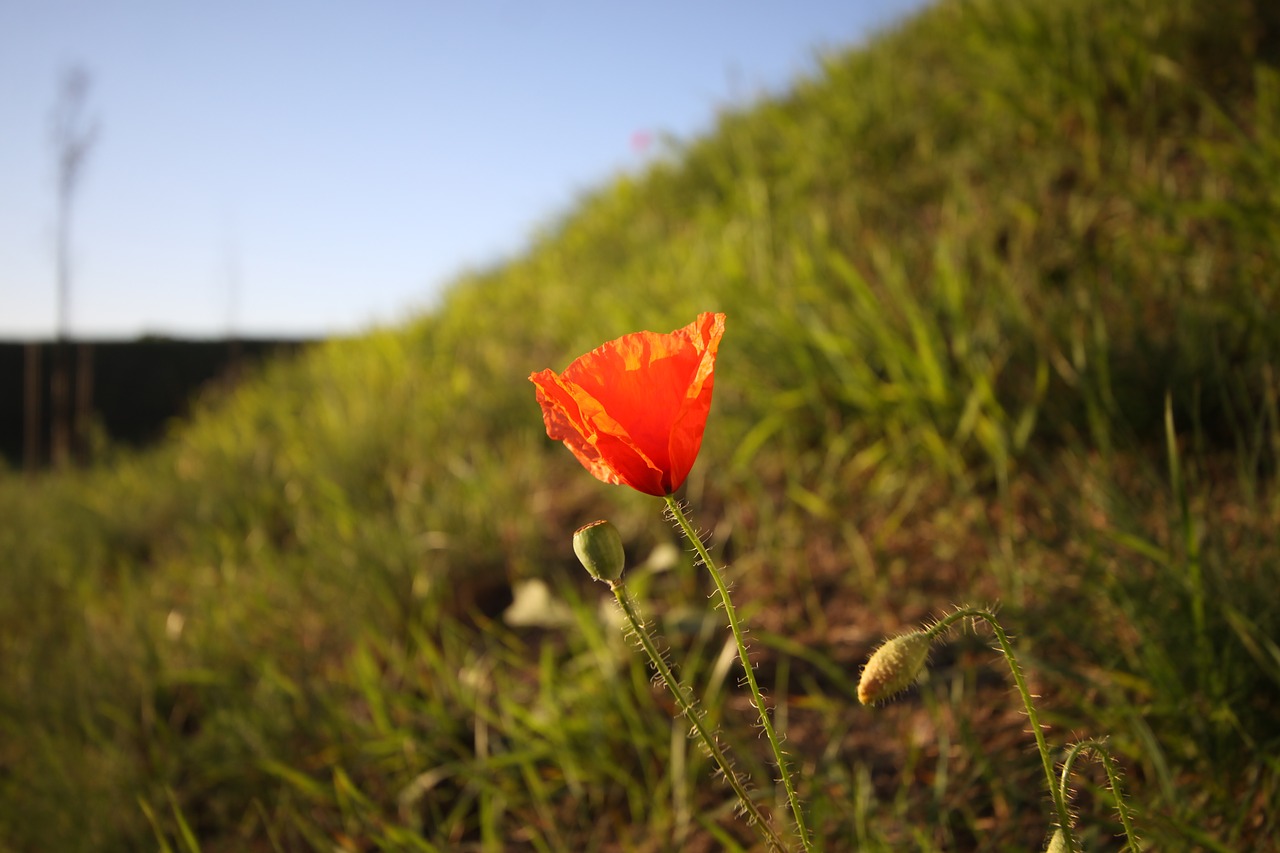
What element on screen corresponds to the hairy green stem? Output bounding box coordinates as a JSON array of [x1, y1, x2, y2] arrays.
[[610, 581, 788, 852], [664, 496, 813, 851], [928, 608, 1077, 853], [1060, 739, 1140, 852], [1098, 749, 1139, 850]]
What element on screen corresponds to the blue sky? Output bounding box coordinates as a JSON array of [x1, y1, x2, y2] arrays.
[[1, 1, 927, 340]]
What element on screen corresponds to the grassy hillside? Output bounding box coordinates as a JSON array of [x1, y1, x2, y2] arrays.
[[4, 0, 1280, 849]]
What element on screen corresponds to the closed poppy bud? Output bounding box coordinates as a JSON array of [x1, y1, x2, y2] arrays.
[[1044, 829, 1068, 853], [530, 313, 725, 497], [573, 520, 626, 582], [858, 630, 931, 705]]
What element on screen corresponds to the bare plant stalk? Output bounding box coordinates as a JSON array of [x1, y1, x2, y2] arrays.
[[664, 496, 813, 851], [609, 581, 789, 852], [49, 66, 99, 468]]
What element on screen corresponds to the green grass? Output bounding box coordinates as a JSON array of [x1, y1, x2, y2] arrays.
[[4, 0, 1280, 848]]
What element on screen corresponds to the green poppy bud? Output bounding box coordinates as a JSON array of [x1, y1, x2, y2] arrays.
[[858, 630, 931, 705], [1044, 829, 1068, 853], [573, 520, 626, 582]]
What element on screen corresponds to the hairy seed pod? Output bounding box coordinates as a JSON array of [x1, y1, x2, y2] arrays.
[[858, 630, 931, 705]]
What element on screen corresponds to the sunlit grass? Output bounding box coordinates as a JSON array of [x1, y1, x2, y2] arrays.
[[3, 0, 1280, 848]]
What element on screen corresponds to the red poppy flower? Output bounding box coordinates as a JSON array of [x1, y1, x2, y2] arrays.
[[530, 312, 726, 496]]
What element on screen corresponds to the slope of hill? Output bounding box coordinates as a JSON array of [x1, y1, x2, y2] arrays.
[[3, 0, 1278, 848]]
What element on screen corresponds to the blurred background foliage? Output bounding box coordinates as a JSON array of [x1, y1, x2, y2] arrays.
[[3, 0, 1280, 848]]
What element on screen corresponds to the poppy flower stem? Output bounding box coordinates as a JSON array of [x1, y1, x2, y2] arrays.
[[1058, 739, 1140, 852], [608, 580, 790, 852], [664, 496, 814, 852], [929, 607, 1077, 853]]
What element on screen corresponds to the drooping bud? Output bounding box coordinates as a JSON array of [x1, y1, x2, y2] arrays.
[[573, 520, 626, 582], [858, 630, 931, 705], [1043, 828, 1068, 853]]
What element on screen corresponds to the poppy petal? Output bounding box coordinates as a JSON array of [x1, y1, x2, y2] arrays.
[[531, 312, 725, 496]]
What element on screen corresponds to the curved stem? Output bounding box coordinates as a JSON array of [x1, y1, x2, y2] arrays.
[[1059, 739, 1139, 852], [1058, 740, 1092, 802], [1098, 749, 1139, 851], [610, 582, 789, 852], [928, 608, 1077, 853], [664, 496, 813, 851]]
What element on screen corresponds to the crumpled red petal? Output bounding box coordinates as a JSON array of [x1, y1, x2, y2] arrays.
[[531, 312, 725, 496]]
